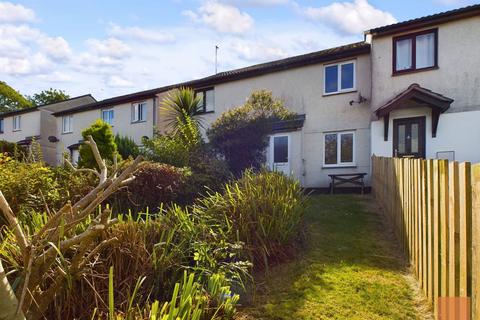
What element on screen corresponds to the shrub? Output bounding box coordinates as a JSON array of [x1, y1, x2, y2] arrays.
[[115, 134, 140, 159], [44, 205, 248, 319], [111, 161, 190, 212], [78, 119, 118, 168], [207, 90, 296, 175], [0, 155, 60, 217], [0, 140, 26, 159], [196, 169, 307, 268]]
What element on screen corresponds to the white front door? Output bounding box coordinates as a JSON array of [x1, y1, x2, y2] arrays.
[[270, 134, 290, 175]]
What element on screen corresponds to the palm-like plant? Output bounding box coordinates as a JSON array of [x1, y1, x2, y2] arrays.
[[161, 87, 203, 134]]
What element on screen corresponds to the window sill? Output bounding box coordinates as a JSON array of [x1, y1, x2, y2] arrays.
[[392, 66, 438, 76], [13, 129, 21, 132], [322, 89, 357, 97], [131, 120, 147, 124], [197, 110, 215, 115], [62, 131, 73, 135], [322, 165, 357, 169]]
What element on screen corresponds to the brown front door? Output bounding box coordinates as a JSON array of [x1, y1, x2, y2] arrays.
[[393, 116, 426, 158]]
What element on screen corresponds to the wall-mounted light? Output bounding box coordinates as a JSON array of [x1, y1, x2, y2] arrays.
[[349, 93, 368, 106], [48, 136, 59, 143]]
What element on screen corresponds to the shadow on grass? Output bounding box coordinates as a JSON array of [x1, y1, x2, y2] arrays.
[[238, 195, 422, 320]]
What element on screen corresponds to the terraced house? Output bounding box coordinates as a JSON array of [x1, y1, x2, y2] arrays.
[[1, 4, 479, 190]]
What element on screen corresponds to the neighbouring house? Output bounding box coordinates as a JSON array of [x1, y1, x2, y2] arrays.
[[367, 5, 480, 162], [0, 95, 96, 164], [2, 4, 479, 189]]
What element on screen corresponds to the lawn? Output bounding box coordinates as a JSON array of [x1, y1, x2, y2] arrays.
[[239, 195, 430, 320]]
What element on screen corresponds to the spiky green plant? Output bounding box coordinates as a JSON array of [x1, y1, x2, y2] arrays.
[[161, 87, 203, 134]]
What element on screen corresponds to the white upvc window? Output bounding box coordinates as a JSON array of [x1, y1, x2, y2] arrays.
[[102, 109, 114, 125], [132, 102, 147, 122], [324, 60, 356, 95], [13, 115, 21, 131], [62, 115, 73, 133], [323, 131, 356, 167], [0, 118, 4, 133]]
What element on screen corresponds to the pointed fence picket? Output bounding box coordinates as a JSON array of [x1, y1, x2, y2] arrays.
[[372, 156, 480, 319]]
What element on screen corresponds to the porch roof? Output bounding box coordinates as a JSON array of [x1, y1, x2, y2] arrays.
[[271, 114, 306, 132], [375, 84, 453, 118], [375, 84, 454, 140]]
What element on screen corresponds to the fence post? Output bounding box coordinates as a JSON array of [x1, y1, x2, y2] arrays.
[[472, 164, 480, 319]]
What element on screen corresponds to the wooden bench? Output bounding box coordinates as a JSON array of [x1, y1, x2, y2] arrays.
[[328, 173, 367, 194]]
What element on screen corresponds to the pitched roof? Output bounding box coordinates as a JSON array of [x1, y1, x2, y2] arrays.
[[375, 83, 454, 117], [0, 94, 96, 118], [53, 41, 370, 116], [366, 4, 480, 37]]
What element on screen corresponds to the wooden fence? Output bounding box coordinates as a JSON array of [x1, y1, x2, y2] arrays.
[[372, 156, 480, 319]]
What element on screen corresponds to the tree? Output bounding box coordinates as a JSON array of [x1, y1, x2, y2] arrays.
[[28, 88, 70, 106], [161, 87, 203, 134], [207, 90, 296, 175], [78, 120, 118, 169], [0, 81, 32, 113], [0, 136, 142, 320]]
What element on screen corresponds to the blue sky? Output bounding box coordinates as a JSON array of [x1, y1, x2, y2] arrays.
[[0, 0, 476, 99]]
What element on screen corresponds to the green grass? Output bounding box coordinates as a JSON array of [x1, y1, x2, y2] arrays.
[[240, 195, 425, 320]]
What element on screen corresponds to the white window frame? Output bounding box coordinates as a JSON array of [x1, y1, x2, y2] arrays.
[[62, 115, 73, 134], [323, 60, 356, 95], [13, 115, 21, 131], [323, 130, 356, 167], [132, 102, 147, 123], [0, 118, 4, 134], [101, 109, 114, 126]]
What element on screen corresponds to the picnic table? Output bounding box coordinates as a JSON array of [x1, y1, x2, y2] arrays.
[[328, 173, 367, 194]]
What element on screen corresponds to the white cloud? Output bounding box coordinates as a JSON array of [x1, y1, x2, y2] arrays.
[[0, 53, 51, 75], [303, 0, 397, 35], [0, 2, 35, 23], [37, 71, 73, 82], [232, 41, 288, 61], [108, 24, 176, 44], [221, 0, 290, 6], [184, 1, 254, 34], [107, 75, 134, 88], [39, 36, 72, 60], [86, 37, 131, 59]]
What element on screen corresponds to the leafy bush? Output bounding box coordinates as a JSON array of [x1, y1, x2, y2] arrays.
[[196, 169, 307, 268], [0, 155, 60, 217], [0, 140, 26, 159], [79, 119, 119, 168], [115, 134, 140, 159], [111, 161, 190, 212], [44, 205, 248, 319], [207, 90, 296, 175]]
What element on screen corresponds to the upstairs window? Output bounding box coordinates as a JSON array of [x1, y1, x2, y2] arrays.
[[132, 102, 147, 123], [62, 115, 73, 133], [195, 88, 215, 113], [324, 61, 355, 94], [13, 115, 21, 131], [0, 118, 3, 133], [324, 131, 355, 167], [393, 29, 437, 74], [102, 109, 114, 125]]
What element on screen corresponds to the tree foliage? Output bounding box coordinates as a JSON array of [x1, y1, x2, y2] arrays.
[[0, 81, 32, 113], [207, 90, 295, 175], [114, 134, 139, 159], [28, 88, 70, 106], [78, 120, 118, 168]]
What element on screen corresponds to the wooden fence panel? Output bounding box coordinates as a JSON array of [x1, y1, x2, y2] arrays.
[[372, 156, 480, 319]]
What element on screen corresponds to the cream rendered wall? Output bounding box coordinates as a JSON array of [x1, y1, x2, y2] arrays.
[[372, 108, 480, 163], [39, 110, 57, 165], [179, 54, 372, 188], [55, 98, 156, 164], [371, 16, 480, 113], [0, 110, 41, 142], [370, 16, 480, 163]]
